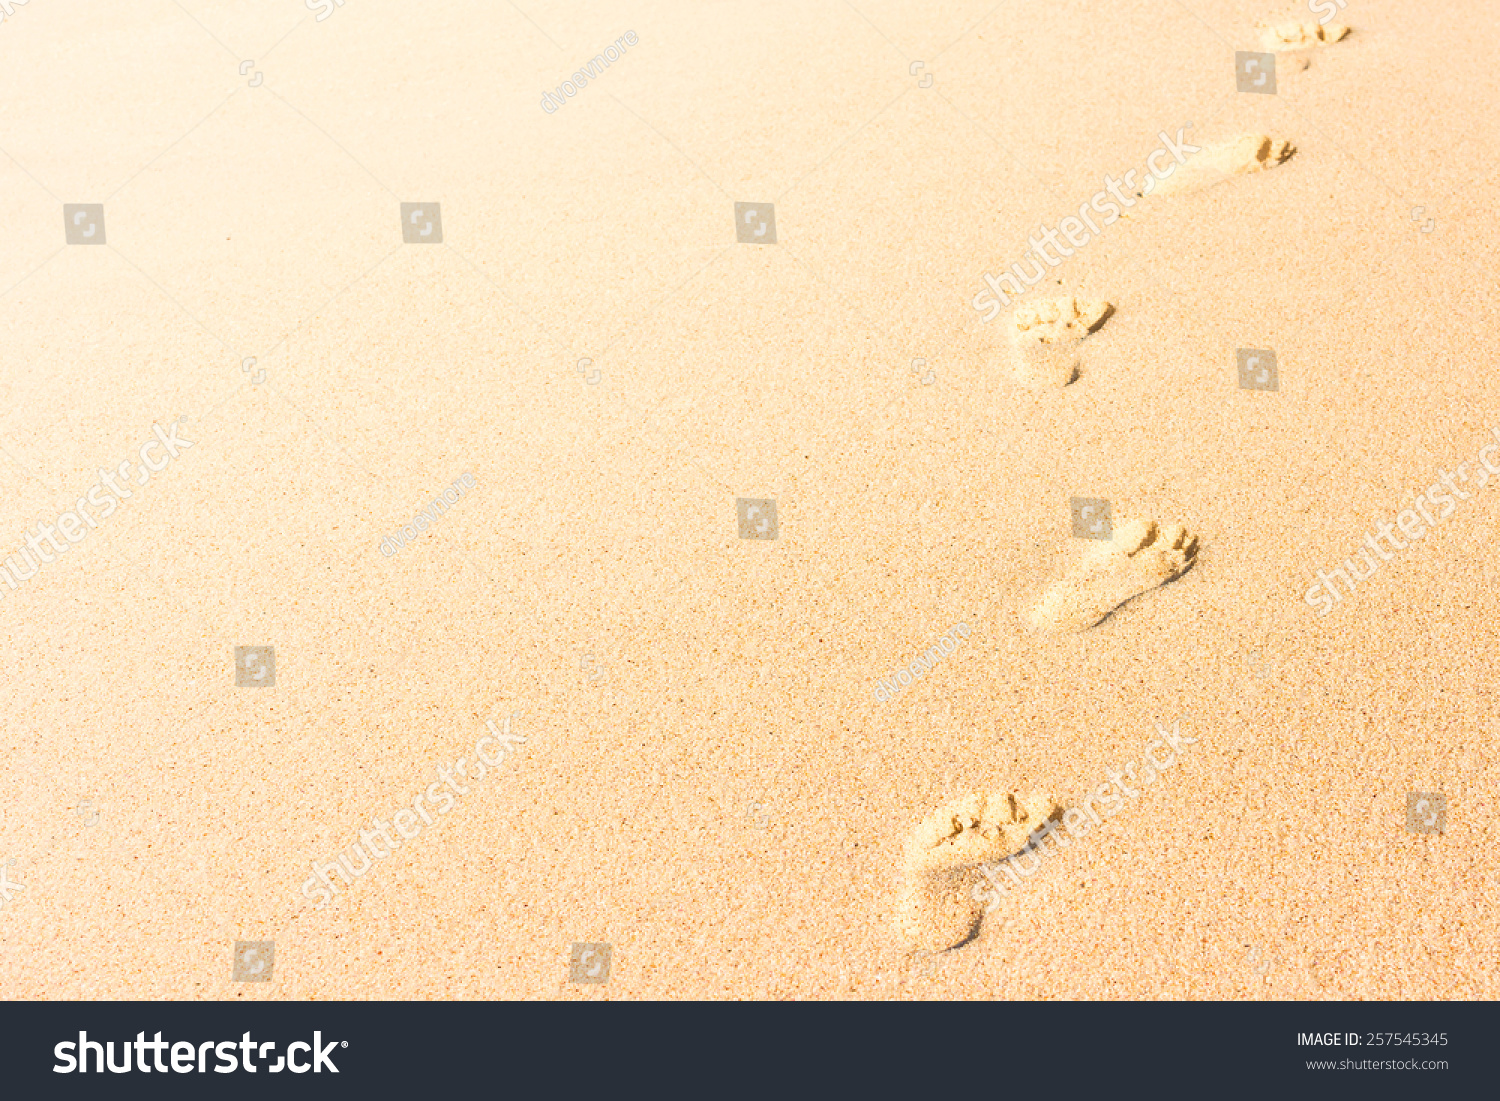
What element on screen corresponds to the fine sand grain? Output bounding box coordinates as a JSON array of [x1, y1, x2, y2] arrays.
[[1, 0, 1497, 1001]]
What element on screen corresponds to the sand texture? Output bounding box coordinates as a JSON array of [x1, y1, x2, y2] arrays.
[[1, 0, 1497, 1000]]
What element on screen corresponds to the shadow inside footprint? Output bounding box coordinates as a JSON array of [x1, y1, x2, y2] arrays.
[[1009, 298, 1115, 388], [939, 805, 1069, 952], [1028, 520, 1200, 633], [900, 791, 1062, 952], [1087, 546, 1199, 629]]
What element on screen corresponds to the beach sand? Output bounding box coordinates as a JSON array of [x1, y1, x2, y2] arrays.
[[0, 0, 1496, 999]]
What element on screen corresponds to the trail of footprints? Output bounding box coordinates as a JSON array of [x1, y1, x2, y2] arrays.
[[897, 23, 1349, 952]]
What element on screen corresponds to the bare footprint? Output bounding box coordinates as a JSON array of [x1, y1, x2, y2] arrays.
[[1010, 297, 1113, 388], [1027, 519, 1199, 632], [899, 790, 1061, 952], [1259, 21, 1350, 50], [1143, 135, 1294, 200]]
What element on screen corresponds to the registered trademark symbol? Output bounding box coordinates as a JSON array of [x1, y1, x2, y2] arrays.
[[341, 1041, 348, 1047]]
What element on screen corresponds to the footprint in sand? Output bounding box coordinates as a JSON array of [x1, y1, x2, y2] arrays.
[[899, 790, 1061, 952], [1010, 297, 1113, 388], [1259, 22, 1350, 51], [1141, 135, 1294, 200], [1027, 518, 1199, 632]]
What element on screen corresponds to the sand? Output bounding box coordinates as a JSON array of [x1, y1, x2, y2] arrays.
[[1, 0, 1497, 1000]]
